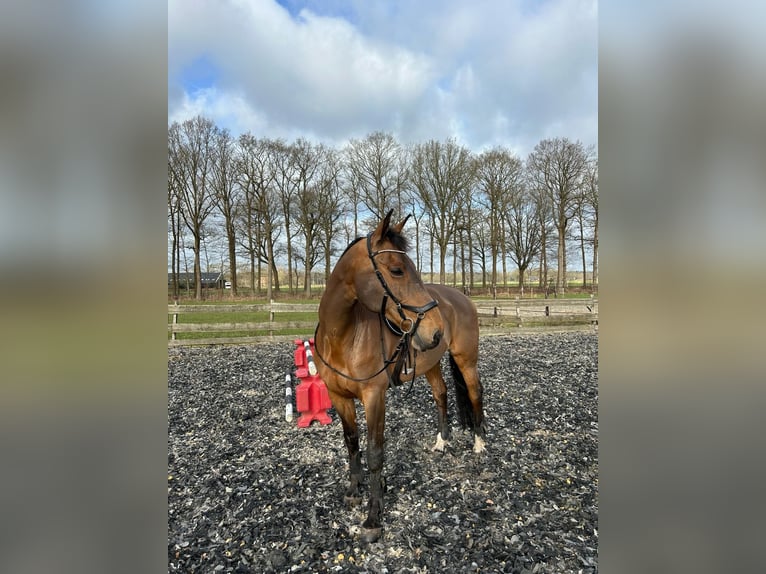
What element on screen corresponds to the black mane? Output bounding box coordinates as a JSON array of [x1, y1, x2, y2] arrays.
[[339, 236, 364, 260]]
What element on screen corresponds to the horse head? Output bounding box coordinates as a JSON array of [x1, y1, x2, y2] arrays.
[[354, 210, 444, 352]]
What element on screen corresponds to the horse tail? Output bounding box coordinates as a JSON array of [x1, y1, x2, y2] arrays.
[[449, 353, 473, 429]]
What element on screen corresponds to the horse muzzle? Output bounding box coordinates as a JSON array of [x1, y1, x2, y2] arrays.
[[403, 301, 442, 351], [413, 327, 442, 351]]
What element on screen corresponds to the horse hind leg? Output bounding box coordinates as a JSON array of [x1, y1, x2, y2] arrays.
[[449, 353, 487, 453], [425, 363, 450, 452]]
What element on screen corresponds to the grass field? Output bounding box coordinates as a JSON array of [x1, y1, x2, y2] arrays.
[[168, 307, 318, 341]]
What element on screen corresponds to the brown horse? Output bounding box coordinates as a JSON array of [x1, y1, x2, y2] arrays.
[[314, 210, 486, 543]]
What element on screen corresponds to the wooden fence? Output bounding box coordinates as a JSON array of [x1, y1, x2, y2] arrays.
[[473, 295, 598, 333], [168, 296, 597, 347]]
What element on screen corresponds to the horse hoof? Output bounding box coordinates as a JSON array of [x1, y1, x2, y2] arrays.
[[343, 494, 362, 507], [361, 526, 383, 543], [432, 432, 449, 452]]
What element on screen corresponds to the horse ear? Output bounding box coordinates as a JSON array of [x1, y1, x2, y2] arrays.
[[372, 209, 394, 241], [392, 213, 411, 234]]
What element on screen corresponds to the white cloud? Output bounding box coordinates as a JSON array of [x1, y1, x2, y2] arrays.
[[168, 0, 597, 154], [169, 88, 270, 136]]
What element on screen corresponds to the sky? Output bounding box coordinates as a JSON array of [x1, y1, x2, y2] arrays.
[[168, 0, 597, 157]]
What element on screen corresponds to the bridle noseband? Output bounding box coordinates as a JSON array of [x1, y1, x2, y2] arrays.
[[314, 232, 439, 386]]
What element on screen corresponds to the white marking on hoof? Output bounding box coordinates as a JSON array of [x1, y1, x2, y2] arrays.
[[361, 526, 383, 543], [473, 435, 486, 453], [432, 432, 448, 452]]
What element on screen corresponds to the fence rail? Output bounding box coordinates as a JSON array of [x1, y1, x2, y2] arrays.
[[168, 296, 597, 346]]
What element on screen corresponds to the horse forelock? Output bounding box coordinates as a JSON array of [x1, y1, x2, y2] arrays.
[[340, 227, 410, 261], [382, 228, 409, 252]]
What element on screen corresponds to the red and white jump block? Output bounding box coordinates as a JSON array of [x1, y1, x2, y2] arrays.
[[292, 338, 332, 427]]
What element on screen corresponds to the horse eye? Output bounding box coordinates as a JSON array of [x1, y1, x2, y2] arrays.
[[390, 267, 404, 277]]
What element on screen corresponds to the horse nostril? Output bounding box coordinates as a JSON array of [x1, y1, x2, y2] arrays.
[[432, 330, 442, 346]]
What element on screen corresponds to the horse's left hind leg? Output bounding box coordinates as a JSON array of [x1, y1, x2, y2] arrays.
[[450, 353, 487, 453], [425, 363, 450, 452]]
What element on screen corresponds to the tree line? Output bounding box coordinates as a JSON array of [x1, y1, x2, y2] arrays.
[[168, 116, 598, 300]]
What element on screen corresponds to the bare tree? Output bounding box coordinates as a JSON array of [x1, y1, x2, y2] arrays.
[[236, 134, 262, 294], [168, 117, 217, 300], [272, 139, 301, 295], [469, 215, 491, 289], [400, 179, 426, 271], [463, 187, 481, 293], [475, 148, 524, 297], [291, 139, 326, 297], [411, 139, 474, 284], [584, 154, 598, 289], [210, 128, 240, 296], [504, 184, 542, 296], [168, 116, 599, 302], [574, 201, 589, 289], [340, 163, 363, 238], [569, 148, 598, 290], [168, 156, 182, 299], [527, 182, 552, 291], [344, 131, 408, 224], [527, 138, 589, 295], [237, 134, 282, 299], [315, 149, 346, 283]]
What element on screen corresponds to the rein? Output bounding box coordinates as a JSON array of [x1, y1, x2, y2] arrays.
[[313, 232, 439, 386]]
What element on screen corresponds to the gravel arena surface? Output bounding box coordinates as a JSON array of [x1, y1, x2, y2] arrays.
[[168, 332, 598, 573]]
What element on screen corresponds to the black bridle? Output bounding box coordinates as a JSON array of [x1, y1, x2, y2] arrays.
[[366, 232, 439, 332], [314, 232, 439, 386]]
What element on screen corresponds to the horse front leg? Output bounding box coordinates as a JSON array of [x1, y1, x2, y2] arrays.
[[329, 392, 362, 504], [361, 388, 386, 542], [425, 364, 450, 452]]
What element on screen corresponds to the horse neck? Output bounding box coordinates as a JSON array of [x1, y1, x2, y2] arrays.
[[318, 257, 361, 337]]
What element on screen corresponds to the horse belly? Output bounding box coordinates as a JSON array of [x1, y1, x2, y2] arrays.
[[412, 340, 448, 378]]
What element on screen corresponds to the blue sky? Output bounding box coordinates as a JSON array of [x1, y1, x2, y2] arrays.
[[168, 0, 597, 157]]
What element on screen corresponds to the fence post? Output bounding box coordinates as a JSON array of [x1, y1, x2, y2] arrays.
[[269, 299, 275, 338], [515, 296, 521, 326], [172, 301, 178, 341], [590, 294, 597, 330]]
